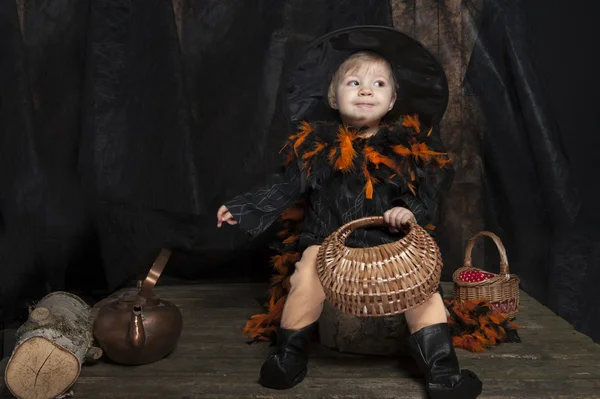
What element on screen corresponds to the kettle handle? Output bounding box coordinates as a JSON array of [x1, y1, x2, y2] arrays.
[[138, 248, 172, 299]]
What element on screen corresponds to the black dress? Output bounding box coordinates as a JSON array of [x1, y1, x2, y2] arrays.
[[225, 117, 454, 252]]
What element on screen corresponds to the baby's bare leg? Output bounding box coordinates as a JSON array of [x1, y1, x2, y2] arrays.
[[404, 292, 447, 333], [280, 245, 325, 330]]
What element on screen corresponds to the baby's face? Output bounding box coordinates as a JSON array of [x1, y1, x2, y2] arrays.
[[329, 60, 396, 129]]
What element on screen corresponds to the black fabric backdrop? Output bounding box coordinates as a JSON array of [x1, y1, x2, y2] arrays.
[[465, 0, 599, 342], [1, 0, 598, 344]]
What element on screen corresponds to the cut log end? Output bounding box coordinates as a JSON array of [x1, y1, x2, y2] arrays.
[[85, 346, 103, 362], [29, 307, 50, 323], [5, 336, 79, 399]]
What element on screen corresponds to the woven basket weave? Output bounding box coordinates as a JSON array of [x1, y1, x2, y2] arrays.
[[452, 231, 520, 320], [316, 216, 443, 317]]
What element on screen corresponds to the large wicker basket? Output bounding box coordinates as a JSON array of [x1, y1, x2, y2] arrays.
[[316, 216, 443, 317], [452, 231, 520, 320]]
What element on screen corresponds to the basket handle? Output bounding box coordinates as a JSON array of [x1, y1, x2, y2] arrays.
[[343, 216, 384, 231], [336, 215, 416, 243], [463, 231, 509, 275], [338, 215, 415, 233]]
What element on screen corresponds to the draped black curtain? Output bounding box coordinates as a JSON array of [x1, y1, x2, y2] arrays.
[[1, 0, 598, 344], [522, 0, 600, 342], [465, 0, 599, 342]]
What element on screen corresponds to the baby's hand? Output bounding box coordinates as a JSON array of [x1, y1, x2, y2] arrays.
[[217, 205, 238, 228], [383, 207, 416, 232]]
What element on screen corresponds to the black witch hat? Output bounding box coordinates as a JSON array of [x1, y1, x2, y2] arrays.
[[285, 25, 449, 127]]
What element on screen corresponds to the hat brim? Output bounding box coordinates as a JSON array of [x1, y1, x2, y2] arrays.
[[285, 26, 449, 127]]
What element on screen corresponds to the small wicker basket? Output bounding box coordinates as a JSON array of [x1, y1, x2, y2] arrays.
[[452, 231, 520, 320], [316, 216, 443, 317]]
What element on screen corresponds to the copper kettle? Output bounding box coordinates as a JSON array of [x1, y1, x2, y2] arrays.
[[93, 248, 183, 365]]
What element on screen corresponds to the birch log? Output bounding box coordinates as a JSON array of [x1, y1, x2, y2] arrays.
[[4, 291, 101, 399]]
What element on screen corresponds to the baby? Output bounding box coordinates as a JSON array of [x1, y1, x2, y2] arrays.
[[218, 27, 482, 399]]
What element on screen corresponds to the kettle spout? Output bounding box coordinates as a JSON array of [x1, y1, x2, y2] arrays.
[[128, 306, 146, 349]]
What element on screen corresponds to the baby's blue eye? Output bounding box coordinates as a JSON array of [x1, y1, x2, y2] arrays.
[[348, 81, 359, 86], [374, 81, 385, 87]]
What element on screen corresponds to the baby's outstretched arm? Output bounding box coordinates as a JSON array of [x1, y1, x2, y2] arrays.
[[218, 159, 304, 239]]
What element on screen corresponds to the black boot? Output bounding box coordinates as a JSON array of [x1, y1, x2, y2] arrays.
[[406, 323, 482, 399], [259, 322, 317, 389]]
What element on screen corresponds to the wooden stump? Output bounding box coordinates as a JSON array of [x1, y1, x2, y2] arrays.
[[4, 291, 101, 399], [318, 285, 448, 356], [318, 301, 410, 356]]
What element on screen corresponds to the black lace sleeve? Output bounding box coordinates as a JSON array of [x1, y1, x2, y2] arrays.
[[224, 161, 303, 239], [392, 132, 455, 226]]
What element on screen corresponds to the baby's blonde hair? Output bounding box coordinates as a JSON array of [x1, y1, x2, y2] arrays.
[[328, 50, 398, 107]]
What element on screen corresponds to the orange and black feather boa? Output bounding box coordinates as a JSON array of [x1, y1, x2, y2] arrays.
[[281, 115, 451, 200], [242, 115, 520, 352]]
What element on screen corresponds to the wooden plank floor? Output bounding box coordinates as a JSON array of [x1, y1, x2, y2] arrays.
[[2, 281, 600, 398]]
